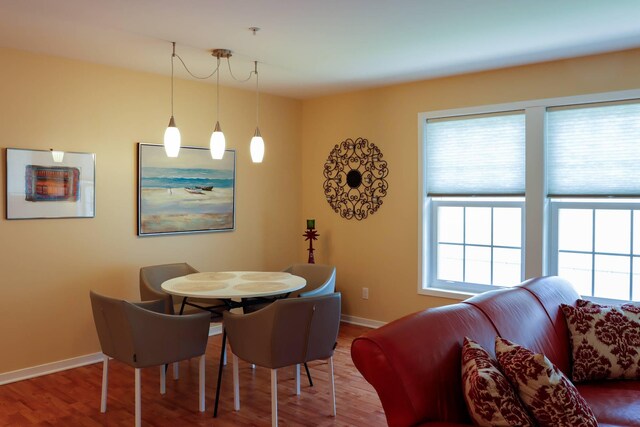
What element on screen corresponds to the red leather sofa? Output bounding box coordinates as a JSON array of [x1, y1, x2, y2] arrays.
[[351, 276, 640, 427]]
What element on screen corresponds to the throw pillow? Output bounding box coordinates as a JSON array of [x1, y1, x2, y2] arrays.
[[495, 337, 597, 427], [461, 337, 535, 426], [561, 302, 640, 382]]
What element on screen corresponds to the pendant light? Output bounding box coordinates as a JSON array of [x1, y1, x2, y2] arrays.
[[164, 42, 181, 157], [209, 50, 229, 160], [250, 60, 265, 163]]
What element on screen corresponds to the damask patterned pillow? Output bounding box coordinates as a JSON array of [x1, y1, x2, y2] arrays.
[[561, 301, 640, 382], [495, 337, 597, 427], [461, 337, 535, 426]]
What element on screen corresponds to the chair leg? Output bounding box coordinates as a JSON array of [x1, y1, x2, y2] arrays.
[[328, 356, 336, 417], [295, 364, 300, 395], [100, 355, 108, 413], [160, 365, 166, 394], [271, 369, 278, 427], [304, 362, 313, 387], [199, 354, 206, 412], [135, 368, 142, 427], [173, 362, 179, 379], [233, 353, 240, 411]]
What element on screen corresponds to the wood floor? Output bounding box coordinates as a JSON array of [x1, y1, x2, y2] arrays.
[[0, 323, 387, 426]]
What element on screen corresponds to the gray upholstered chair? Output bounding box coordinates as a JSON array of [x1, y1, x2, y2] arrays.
[[223, 293, 341, 427], [90, 291, 210, 427], [140, 262, 226, 317], [284, 264, 336, 298]]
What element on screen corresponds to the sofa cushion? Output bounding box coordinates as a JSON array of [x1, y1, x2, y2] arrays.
[[461, 337, 534, 426], [561, 302, 640, 382], [495, 337, 597, 427]]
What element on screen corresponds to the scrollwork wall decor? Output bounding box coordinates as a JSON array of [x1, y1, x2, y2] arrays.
[[323, 137, 389, 220]]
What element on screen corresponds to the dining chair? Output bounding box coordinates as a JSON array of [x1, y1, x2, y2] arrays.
[[140, 262, 226, 317], [284, 264, 336, 298], [223, 293, 341, 427], [90, 291, 210, 427]]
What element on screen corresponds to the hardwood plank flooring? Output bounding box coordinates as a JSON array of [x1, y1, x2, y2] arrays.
[[0, 323, 386, 426]]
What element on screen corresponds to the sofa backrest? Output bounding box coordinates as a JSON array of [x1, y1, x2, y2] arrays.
[[351, 276, 580, 427]]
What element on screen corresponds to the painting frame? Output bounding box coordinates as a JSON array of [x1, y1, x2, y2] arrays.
[[137, 143, 236, 236], [6, 148, 96, 219]]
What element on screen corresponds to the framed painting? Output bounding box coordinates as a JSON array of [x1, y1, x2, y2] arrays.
[[137, 143, 236, 236], [6, 148, 95, 219]]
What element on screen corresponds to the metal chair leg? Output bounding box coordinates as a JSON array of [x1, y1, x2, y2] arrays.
[[304, 362, 313, 387], [214, 328, 227, 417]]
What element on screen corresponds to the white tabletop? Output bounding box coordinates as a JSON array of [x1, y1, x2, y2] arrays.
[[161, 271, 306, 299]]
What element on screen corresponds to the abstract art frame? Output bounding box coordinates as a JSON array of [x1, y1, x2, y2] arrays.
[[137, 143, 236, 236], [6, 148, 96, 219]]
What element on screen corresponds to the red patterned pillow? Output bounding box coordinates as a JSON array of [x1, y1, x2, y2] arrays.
[[461, 337, 535, 426], [561, 302, 640, 382], [495, 337, 597, 427]]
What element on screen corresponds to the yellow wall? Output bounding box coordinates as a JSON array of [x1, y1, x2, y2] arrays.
[[301, 48, 640, 322], [0, 47, 302, 374], [3, 45, 640, 376]]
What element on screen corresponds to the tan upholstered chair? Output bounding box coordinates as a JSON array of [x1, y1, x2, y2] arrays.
[[223, 293, 341, 427], [90, 291, 210, 427], [284, 264, 336, 298]]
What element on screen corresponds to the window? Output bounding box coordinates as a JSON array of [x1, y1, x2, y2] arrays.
[[547, 100, 640, 302], [419, 89, 640, 301], [424, 112, 525, 293]]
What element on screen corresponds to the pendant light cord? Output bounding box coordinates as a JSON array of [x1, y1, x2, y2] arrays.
[[171, 42, 175, 116], [175, 53, 220, 80], [255, 61, 259, 126], [216, 57, 221, 120]]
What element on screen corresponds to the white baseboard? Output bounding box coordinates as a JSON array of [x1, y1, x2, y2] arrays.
[[341, 314, 386, 329], [0, 352, 104, 386], [0, 322, 225, 386]]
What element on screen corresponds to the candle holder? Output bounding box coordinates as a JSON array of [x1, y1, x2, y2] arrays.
[[303, 221, 319, 264]]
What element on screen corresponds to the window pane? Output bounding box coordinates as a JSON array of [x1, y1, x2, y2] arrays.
[[493, 208, 521, 247], [493, 248, 521, 286], [594, 254, 630, 300], [438, 206, 463, 243], [437, 244, 463, 282], [632, 257, 640, 301], [465, 207, 491, 245], [558, 209, 592, 252], [465, 246, 491, 285], [595, 209, 630, 254], [558, 252, 592, 296]]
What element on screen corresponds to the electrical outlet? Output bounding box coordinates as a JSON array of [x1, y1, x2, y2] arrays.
[[362, 287, 369, 299]]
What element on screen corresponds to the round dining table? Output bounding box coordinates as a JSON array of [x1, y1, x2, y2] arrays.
[[161, 270, 306, 302], [161, 271, 306, 417]]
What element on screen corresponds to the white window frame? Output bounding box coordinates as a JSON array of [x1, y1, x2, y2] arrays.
[[418, 88, 640, 300], [429, 198, 525, 294]]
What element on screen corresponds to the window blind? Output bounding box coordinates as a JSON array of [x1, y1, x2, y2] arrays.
[[547, 100, 640, 197], [426, 111, 525, 196]]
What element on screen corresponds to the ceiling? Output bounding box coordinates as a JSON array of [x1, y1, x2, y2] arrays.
[[1, 0, 640, 99]]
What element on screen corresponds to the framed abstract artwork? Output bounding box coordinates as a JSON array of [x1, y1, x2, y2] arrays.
[[137, 143, 236, 236], [6, 148, 95, 219]]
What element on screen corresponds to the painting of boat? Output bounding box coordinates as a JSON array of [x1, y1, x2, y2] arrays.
[[138, 143, 236, 236]]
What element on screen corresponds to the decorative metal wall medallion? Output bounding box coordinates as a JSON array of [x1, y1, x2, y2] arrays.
[[323, 137, 389, 220]]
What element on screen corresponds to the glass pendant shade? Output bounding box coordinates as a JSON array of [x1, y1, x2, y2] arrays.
[[164, 116, 181, 158], [210, 121, 226, 159], [250, 127, 265, 163], [51, 150, 64, 163]]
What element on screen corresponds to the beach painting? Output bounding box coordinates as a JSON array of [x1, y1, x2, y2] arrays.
[[137, 143, 235, 236]]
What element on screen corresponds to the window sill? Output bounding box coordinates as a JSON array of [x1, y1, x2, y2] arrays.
[[418, 287, 476, 301]]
